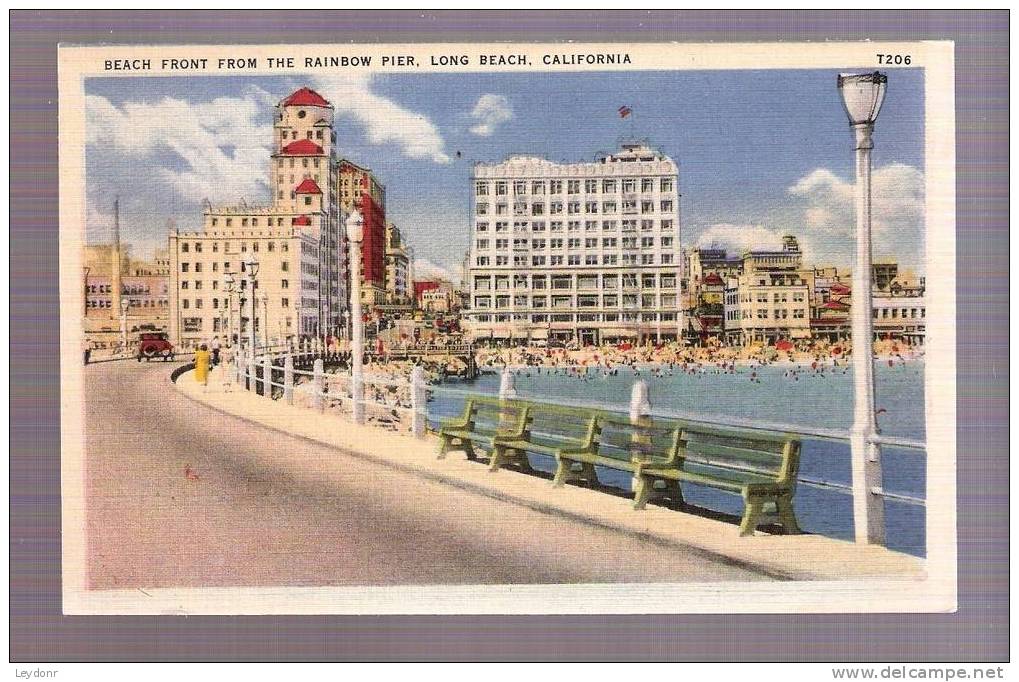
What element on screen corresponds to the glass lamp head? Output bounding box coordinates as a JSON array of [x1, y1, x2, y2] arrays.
[[837, 71, 887, 126], [245, 258, 259, 278], [346, 210, 365, 244]]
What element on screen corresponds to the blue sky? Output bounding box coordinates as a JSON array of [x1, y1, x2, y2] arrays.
[[85, 68, 926, 277]]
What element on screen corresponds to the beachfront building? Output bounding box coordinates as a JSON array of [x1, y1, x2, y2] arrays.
[[169, 86, 348, 349], [84, 243, 171, 349], [383, 222, 413, 306], [464, 142, 682, 346], [338, 159, 387, 311], [722, 237, 813, 345]]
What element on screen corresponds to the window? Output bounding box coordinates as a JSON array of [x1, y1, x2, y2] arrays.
[[181, 263, 189, 272], [181, 243, 189, 253], [550, 221, 563, 232], [602, 179, 616, 193], [622, 178, 636, 192], [550, 180, 562, 193], [476, 203, 489, 215], [513, 181, 527, 195], [495, 181, 507, 195], [476, 239, 489, 250], [567, 180, 580, 194], [585, 255, 598, 265], [602, 201, 617, 214], [661, 200, 674, 212], [585, 180, 598, 193], [475, 181, 489, 196], [476, 221, 489, 232], [642, 178, 654, 192], [661, 178, 674, 192], [532, 181, 545, 194]]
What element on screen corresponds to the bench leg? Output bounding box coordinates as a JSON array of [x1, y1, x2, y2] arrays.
[[739, 491, 766, 537], [776, 492, 801, 535], [463, 440, 477, 462], [551, 458, 569, 487], [437, 435, 451, 460], [633, 474, 653, 510], [488, 444, 506, 472], [581, 463, 598, 486]]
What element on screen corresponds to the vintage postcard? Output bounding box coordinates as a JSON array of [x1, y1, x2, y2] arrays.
[[59, 40, 956, 615]]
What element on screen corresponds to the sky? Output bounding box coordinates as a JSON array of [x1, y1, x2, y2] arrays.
[[84, 68, 926, 280]]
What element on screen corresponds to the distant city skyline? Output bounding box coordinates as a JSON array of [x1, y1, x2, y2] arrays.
[[84, 68, 926, 278]]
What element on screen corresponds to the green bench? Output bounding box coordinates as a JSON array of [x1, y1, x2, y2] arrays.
[[489, 403, 602, 474], [437, 396, 530, 464], [634, 424, 802, 536], [552, 415, 684, 487]]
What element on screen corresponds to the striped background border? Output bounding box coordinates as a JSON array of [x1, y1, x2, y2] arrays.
[[10, 10, 1009, 662]]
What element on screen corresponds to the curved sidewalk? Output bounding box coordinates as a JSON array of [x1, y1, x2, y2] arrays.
[[175, 368, 924, 583]]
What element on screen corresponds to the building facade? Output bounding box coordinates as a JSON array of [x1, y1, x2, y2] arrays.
[[168, 87, 348, 349], [338, 159, 387, 310], [383, 222, 413, 306], [722, 237, 813, 345], [464, 143, 682, 345]]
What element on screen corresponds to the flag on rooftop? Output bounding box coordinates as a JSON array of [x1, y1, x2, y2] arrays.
[[618, 105, 632, 118]]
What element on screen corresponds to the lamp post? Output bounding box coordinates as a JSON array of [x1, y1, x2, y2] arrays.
[[838, 71, 887, 546], [245, 257, 259, 354], [259, 292, 269, 349], [346, 210, 365, 424], [341, 310, 350, 342], [119, 298, 130, 352], [223, 272, 236, 347]]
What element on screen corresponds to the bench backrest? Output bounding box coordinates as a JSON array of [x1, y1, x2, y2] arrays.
[[465, 397, 530, 436], [594, 416, 684, 464], [518, 402, 599, 450], [678, 424, 801, 485]]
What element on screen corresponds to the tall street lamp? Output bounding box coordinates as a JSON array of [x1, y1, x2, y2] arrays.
[[119, 298, 130, 352], [259, 292, 270, 348], [838, 70, 887, 546], [346, 210, 365, 425], [245, 257, 259, 354], [223, 272, 236, 347]]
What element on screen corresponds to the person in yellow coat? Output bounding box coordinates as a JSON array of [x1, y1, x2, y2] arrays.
[[194, 344, 210, 386]]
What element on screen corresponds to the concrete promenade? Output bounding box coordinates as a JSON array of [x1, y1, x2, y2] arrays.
[[174, 363, 923, 583]]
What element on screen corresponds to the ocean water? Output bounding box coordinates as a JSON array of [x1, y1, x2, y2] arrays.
[[427, 360, 927, 557]]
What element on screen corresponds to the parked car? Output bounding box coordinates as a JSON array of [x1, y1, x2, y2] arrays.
[[136, 332, 175, 362]]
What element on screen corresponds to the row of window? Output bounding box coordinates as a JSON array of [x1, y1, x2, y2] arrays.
[[476, 236, 674, 251], [476, 219, 675, 233], [183, 316, 297, 333], [475, 253, 675, 266], [184, 237, 292, 250], [875, 308, 925, 319], [472, 312, 678, 323], [179, 297, 292, 310], [725, 292, 808, 304], [179, 261, 291, 274], [475, 178, 674, 196], [86, 299, 167, 308], [181, 279, 291, 290], [473, 294, 679, 309], [474, 273, 677, 291], [476, 200, 674, 216], [85, 284, 164, 295], [726, 309, 808, 321]]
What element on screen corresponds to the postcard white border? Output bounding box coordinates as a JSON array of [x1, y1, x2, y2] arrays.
[[58, 40, 957, 615]]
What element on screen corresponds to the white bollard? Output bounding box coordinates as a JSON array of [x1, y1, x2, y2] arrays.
[[499, 366, 517, 400], [283, 355, 294, 405], [263, 354, 273, 398], [313, 358, 325, 412], [411, 365, 427, 439], [629, 378, 652, 493]]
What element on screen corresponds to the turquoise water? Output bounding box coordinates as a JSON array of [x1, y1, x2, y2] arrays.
[[427, 360, 927, 557]]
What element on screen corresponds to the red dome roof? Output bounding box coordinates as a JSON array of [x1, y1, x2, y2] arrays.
[[294, 178, 322, 194], [291, 215, 312, 226], [280, 139, 324, 156], [702, 272, 725, 286], [282, 87, 331, 107]]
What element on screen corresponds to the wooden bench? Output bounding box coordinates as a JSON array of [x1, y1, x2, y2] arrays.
[[552, 415, 684, 487], [437, 396, 530, 463], [634, 424, 802, 536], [489, 403, 601, 474]]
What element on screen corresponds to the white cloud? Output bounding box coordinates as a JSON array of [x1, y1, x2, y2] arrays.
[[695, 223, 789, 253], [86, 86, 275, 204], [788, 163, 925, 252], [414, 257, 461, 286], [311, 74, 450, 164], [468, 94, 513, 137]]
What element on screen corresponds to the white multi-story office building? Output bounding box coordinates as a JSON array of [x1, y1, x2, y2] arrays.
[[464, 143, 682, 346]]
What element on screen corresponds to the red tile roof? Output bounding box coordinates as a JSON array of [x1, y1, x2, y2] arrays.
[[294, 178, 322, 194], [822, 301, 850, 310], [280, 139, 324, 156], [702, 273, 725, 286], [291, 215, 312, 226], [282, 87, 331, 107]]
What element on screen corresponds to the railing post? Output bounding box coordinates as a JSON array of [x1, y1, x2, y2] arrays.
[[411, 365, 427, 439], [263, 354, 273, 399], [235, 350, 243, 385], [313, 358, 325, 413], [629, 378, 652, 493], [499, 366, 517, 400], [283, 354, 294, 405]]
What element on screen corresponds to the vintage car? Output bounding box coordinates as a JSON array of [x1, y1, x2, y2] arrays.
[[136, 332, 175, 361]]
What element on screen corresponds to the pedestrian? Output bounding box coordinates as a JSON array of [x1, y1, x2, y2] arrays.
[[83, 338, 92, 365], [210, 335, 221, 366], [194, 343, 211, 386]]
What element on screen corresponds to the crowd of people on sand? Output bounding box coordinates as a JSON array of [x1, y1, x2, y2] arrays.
[[474, 337, 924, 383]]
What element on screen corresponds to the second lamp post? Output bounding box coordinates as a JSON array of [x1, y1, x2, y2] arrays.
[[346, 210, 365, 425]]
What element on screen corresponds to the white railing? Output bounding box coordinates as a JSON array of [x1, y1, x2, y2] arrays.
[[232, 351, 926, 546]]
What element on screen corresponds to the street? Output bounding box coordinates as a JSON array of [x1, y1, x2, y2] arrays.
[[83, 361, 772, 589]]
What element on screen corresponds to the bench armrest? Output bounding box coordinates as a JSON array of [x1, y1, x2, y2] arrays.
[[557, 445, 598, 459], [438, 415, 470, 430]]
